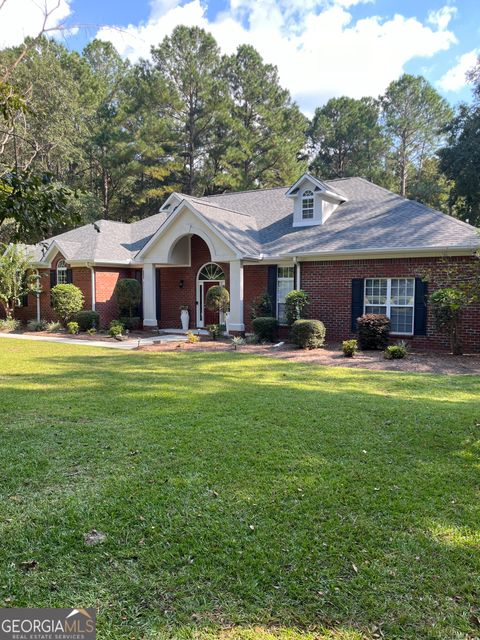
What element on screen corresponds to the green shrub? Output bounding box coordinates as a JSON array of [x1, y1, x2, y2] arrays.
[[0, 318, 20, 333], [51, 284, 84, 324], [67, 321, 79, 335], [87, 327, 97, 336], [75, 310, 100, 331], [109, 320, 124, 337], [250, 293, 273, 319], [205, 285, 230, 313], [206, 324, 221, 340], [357, 314, 390, 350], [114, 278, 142, 318], [342, 339, 358, 357], [45, 321, 62, 333], [119, 316, 141, 331], [384, 342, 408, 360], [252, 316, 279, 342], [291, 319, 326, 349], [186, 331, 200, 343], [285, 290, 309, 327], [27, 319, 47, 332]]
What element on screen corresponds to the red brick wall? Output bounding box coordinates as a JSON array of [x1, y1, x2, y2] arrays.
[[158, 235, 230, 329], [300, 255, 480, 352], [94, 268, 131, 327], [243, 265, 269, 332]]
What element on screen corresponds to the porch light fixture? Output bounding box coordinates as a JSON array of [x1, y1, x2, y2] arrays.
[[179, 279, 184, 289]]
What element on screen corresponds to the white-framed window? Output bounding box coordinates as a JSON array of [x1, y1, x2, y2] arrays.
[[277, 266, 295, 323], [302, 190, 314, 219], [364, 278, 415, 335], [56, 259, 68, 285]]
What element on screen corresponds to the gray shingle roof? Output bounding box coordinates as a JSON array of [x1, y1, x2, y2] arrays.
[[33, 177, 479, 264]]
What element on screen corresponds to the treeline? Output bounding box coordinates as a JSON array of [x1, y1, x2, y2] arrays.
[[0, 25, 479, 243]]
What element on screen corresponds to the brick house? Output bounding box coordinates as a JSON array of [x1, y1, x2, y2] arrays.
[[13, 173, 480, 350]]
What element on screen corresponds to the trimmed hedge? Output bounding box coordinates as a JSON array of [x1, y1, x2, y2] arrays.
[[76, 310, 100, 331], [291, 319, 326, 349], [51, 284, 84, 324], [357, 314, 390, 350], [252, 316, 278, 342]]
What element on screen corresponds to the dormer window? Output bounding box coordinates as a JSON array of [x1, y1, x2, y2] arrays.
[[302, 190, 314, 219]]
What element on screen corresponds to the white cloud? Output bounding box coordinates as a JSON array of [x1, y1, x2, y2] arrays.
[[437, 48, 478, 92], [0, 0, 73, 49], [427, 6, 456, 31], [95, 0, 457, 113]]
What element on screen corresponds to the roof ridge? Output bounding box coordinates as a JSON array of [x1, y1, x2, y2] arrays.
[[201, 185, 289, 198], [184, 196, 255, 219]]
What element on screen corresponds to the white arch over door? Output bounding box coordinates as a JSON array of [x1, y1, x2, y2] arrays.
[[196, 262, 225, 328]]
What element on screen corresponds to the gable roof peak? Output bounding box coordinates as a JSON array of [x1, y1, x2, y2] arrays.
[[286, 173, 347, 202]]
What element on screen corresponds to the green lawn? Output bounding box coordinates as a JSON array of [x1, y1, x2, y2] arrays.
[[0, 339, 479, 640]]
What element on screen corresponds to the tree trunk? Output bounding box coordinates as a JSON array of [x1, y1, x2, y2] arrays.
[[451, 322, 463, 355]]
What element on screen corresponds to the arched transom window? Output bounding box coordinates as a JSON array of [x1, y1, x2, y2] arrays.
[[198, 263, 225, 281], [302, 189, 314, 219], [56, 259, 68, 285]]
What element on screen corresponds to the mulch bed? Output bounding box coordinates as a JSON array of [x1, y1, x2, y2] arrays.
[[139, 337, 480, 375]]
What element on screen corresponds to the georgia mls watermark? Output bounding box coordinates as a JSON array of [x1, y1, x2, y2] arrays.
[[0, 608, 96, 640]]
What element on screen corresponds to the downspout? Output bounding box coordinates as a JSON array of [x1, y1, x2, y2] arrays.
[[293, 256, 301, 289], [35, 269, 40, 322], [87, 264, 96, 311]]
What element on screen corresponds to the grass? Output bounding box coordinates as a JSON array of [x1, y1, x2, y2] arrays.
[[0, 339, 479, 640]]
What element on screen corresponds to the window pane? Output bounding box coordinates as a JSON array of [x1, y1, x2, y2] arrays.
[[391, 278, 414, 306], [278, 266, 295, 279], [365, 305, 387, 315], [277, 266, 295, 324], [391, 307, 413, 334], [365, 279, 387, 305], [277, 279, 294, 299]]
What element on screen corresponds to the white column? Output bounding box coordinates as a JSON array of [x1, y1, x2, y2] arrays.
[[143, 263, 158, 327], [228, 260, 244, 332]]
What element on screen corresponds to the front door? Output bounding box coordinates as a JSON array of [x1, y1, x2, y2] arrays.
[[202, 281, 221, 326]]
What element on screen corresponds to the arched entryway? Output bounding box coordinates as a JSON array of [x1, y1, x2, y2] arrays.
[[196, 262, 225, 327]]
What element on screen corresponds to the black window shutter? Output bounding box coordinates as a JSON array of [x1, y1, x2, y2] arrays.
[[50, 270, 56, 288], [414, 278, 428, 335], [20, 293, 28, 307], [351, 278, 364, 332], [66, 268, 73, 284], [267, 265, 277, 317]]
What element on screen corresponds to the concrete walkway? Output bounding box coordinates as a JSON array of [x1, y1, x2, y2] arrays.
[[0, 332, 187, 350]]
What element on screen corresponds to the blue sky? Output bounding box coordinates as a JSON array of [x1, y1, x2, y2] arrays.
[[1, 0, 479, 113]]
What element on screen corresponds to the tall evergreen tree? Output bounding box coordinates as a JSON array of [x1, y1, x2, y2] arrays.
[[151, 26, 229, 196], [308, 96, 387, 181], [222, 45, 307, 190], [439, 103, 480, 225], [381, 74, 452, 197]]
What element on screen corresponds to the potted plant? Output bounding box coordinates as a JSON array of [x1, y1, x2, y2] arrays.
[[180, 305, 189, 331]]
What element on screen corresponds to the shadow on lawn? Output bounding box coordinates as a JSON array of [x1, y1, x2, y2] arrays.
[[1, 349, 479, 640]]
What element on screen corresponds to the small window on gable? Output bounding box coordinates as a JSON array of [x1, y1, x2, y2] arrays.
[[302, 190, 314, 219], [57, 259, 68, 285]]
